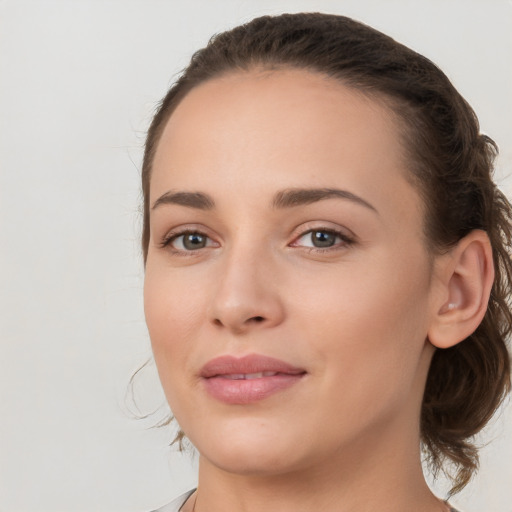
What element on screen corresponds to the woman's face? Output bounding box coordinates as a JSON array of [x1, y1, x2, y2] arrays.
[[144, 69, 439, 476]]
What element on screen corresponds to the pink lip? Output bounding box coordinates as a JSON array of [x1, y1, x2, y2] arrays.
[[200, 354, 306, 405]]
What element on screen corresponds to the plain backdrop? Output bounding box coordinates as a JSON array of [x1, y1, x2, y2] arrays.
[[1, 1, 511, 511]]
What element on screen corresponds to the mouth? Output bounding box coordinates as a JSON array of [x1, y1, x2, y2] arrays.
[[200, 354, 307, 404], [222, 371, 290, 380]]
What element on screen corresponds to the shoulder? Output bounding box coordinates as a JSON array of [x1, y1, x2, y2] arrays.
[[148, 489, 196, 512]]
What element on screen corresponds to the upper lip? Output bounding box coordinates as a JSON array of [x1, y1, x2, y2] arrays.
[[200, 354, 306, 378]]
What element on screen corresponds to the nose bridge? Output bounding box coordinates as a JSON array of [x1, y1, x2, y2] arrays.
[[209, 235, 284, 332]]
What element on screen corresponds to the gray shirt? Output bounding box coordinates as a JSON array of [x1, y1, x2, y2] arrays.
[[151, 489, 196, 512], [150, 490, 460, 512]]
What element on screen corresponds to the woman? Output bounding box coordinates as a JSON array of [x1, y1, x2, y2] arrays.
[[141, 13, 512, 512]]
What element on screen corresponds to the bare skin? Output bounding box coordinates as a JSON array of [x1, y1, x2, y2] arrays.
[[144, 69, 493, 512]]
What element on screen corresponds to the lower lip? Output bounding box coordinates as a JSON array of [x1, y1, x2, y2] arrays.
[[203, 374, 304, 404]]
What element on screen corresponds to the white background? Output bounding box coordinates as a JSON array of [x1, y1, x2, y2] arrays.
[[1, 1, 511, 511]]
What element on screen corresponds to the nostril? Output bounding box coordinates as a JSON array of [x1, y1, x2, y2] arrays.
[[212, 315, 266, 329]]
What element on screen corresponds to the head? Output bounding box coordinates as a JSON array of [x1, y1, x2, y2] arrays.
[[141, 13, 512, 493]]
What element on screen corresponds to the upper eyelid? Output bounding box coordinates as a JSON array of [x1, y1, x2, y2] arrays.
[[159, 228, 214, 250], [291, 228, 353, 246], [161, 224, 214, 241], [290, 222, 356, 241]]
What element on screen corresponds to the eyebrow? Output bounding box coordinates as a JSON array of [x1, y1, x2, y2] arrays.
[[151, 187, 378, 214], [272, 188, 378, 214], [152, 191, 215, 210]]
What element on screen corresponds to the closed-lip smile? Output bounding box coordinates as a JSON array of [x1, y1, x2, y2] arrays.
[[200, 354, 307, 404]]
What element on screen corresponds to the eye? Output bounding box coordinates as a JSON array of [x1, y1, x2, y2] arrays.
[[164, 231, 216, 251], [292, 229, 352, 249]]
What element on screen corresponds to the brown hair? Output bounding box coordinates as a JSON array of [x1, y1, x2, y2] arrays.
[[141, 12, 512, 493]]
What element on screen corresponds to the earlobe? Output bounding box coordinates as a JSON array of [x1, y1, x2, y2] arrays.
[[428, 230, 494, 349]]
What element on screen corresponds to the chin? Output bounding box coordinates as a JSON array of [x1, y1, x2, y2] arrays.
[[201, 445, 305, 477], [189, 420, 311, 476]]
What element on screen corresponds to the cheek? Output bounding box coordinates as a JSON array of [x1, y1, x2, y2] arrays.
[[290, 250, 432, 396], [144, 258, 209, 331], [143, 265, 208, 391]]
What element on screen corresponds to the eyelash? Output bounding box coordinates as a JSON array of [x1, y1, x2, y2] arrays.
[[289, 228, 355, 254], [160, 227, 355, 255]]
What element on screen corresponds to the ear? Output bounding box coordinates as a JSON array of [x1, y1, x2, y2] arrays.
[[428, 230, 494, 349]]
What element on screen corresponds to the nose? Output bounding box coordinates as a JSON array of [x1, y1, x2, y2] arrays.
[[209, 246, 285, 334]]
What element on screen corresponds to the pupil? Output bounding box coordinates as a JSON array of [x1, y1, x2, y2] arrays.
[[184, 233, 206, 250], [312, 231, 335, 247]]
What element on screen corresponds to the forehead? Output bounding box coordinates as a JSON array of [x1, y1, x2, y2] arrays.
[[156, 68, 402, 169], [150, 68, 420, 223]]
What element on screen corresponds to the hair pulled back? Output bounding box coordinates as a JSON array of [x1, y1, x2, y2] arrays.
[[141, 12, 512, 493]]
